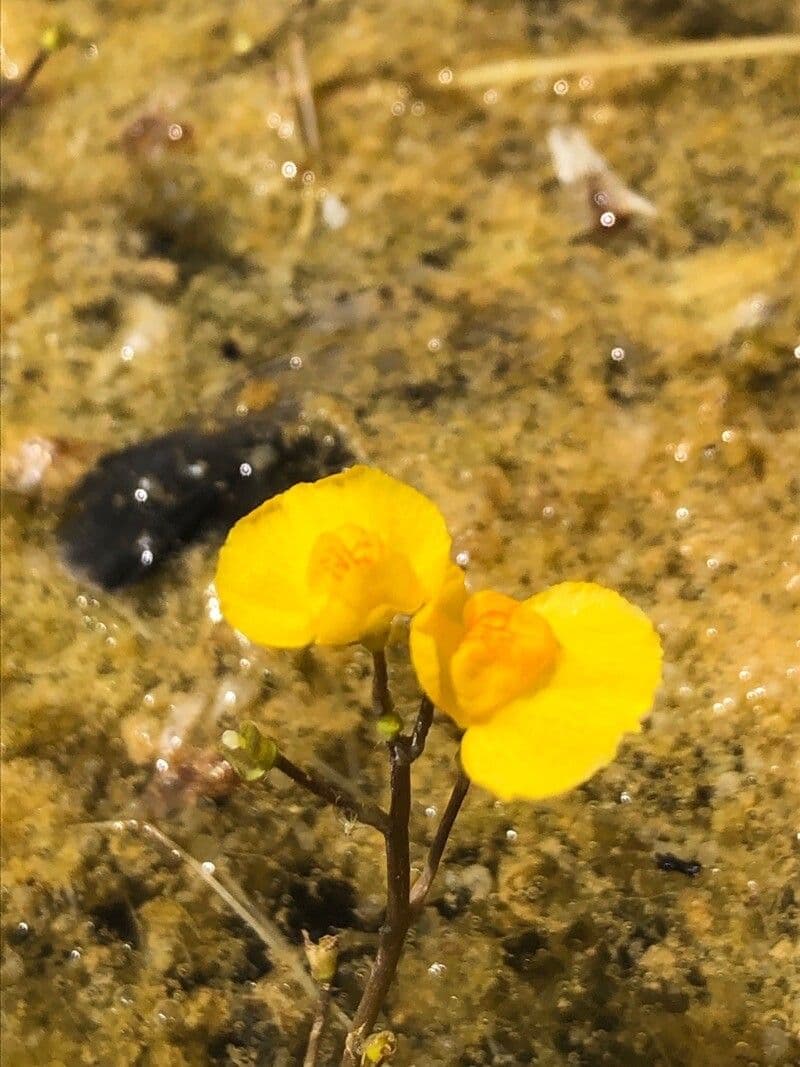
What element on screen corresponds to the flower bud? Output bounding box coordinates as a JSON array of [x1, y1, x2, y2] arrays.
[[220, 721, 277, 781], [361, 1030, 397, 1064], [375, 712, 403, 741], [302, 930, 339, 984]]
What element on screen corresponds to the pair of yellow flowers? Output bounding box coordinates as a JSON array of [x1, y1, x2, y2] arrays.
[[215, 466, 662, 802]]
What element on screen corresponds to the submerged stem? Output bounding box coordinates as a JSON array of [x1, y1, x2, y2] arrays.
[[342, 740, 411, 1064], [371, 649, 394, 718], [273, 752, 390, 835], [303, 985, 333, 1067], [408, 695, 435, 761], [410, 768, 471, 912]]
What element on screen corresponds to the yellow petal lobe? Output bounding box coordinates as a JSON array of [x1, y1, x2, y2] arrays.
[[460, 582, 662, 801], [215, 465, 452, 648]]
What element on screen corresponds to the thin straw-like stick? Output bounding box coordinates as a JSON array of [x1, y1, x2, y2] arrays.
[[82, 820, 352, 1027], [450, 33, 800, 89]]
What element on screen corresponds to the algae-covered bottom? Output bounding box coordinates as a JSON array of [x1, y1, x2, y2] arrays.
[[2, 0, 799, 1063]]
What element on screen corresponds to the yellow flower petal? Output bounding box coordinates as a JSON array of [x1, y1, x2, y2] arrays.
[[409, 565, 470, 722], [215, 466, 452, 648], [460, 582, 662, 800]]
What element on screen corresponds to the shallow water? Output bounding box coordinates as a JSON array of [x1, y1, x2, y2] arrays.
[[2, 2, 799, 1064]]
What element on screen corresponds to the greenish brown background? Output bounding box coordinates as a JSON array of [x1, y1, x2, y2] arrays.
[[2, 1, 799, 1064]]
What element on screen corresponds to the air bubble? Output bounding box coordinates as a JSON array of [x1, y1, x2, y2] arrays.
[[553, 79, 569, 95], [69, 948, 82, 960], [483, 89, 498, 105], [134, 487, 148, 502], [201, 861, 216, 876], [675, 507, 690, 520], [619, 791, 633, 803], [438, 68, 453, 85], [456, 550, 470, 567], [599, 211, 616, 227], [155, 758, 169, 773], [281, 161, 297, 179], [506, 828, 518, 843], [428, 961, 447, 976], [424, 806, 438, 819], [121, 344, 135, 361], [706, 557, 719, 570], [610, 346, 625, 361], [239, 462, 252, 477], [140, 548, 154, 567], [167, 124, 183, 141], [289, 355, 303, 369]]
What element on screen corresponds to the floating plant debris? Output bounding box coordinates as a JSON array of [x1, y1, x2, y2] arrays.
[[655, 851, 703, 877], [547, 126, 657, 233], [57, 413, 352, 589]]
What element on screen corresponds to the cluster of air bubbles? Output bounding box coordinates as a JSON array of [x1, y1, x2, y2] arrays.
[[424, 805, 438, 819], [619, 790, 633, 803], [428, 961, 447, 976], [712, 696, 736, 714]]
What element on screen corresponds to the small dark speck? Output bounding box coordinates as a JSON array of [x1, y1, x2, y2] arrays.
[[220, 338, 242, 361], [655, 852, 702, 877]]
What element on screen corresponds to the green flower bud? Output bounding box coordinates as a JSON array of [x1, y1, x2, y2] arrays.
[[41, 23, 76, 52], [220, 721, 277, 781], [375, 712, 403, 741], [361, 1030, 397, 1064]]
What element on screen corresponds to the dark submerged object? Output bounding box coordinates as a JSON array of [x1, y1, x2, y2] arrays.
[[655, 852, 702, 878], [57, 414, 352, 589]]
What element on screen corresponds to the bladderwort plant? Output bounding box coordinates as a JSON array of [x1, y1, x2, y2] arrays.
[[215, 466, 662, 1065]]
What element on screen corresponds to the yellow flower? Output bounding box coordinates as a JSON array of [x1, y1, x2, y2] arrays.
[[215, 466, 452, 648], [410, 575, 662, 800]]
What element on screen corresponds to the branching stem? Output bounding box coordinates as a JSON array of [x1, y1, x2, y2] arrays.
[[274, 751, 390, 835]]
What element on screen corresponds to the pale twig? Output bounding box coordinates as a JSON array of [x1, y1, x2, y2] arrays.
[[80, 820, 352, 1027], [290, 32, 321, 154], [450, 33, 800, 89]]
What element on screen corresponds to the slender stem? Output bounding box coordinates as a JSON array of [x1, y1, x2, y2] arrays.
[[341, 740, 411, 1065], [371, 650, 394, 717], [0, 49, 50, 116], [410, 768, 471, 912], [408, 695, 435, 761], [274, 752, 390, 835], [303, 985, 332, 1067]]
